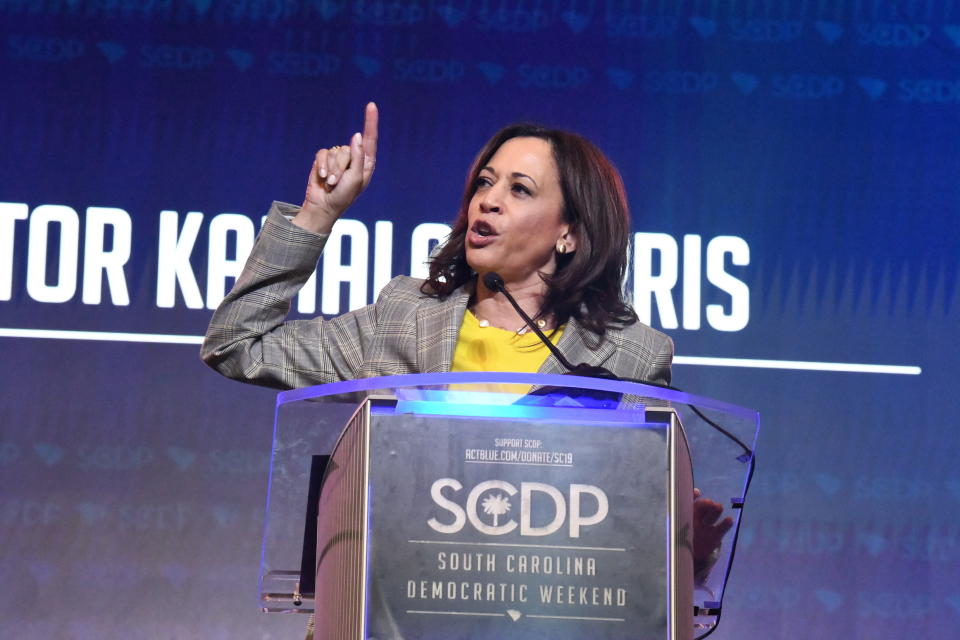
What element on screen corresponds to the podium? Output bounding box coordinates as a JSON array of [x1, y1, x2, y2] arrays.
[[258, 373, 758, 640]]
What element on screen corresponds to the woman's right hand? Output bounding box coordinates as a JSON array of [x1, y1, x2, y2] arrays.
[[294, 102, 379, 235]]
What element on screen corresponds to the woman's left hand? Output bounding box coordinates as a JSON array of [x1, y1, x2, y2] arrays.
[[692, 488, 734, 580]]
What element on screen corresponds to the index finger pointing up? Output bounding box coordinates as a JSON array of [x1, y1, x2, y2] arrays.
[[362, 102, 379, 163]]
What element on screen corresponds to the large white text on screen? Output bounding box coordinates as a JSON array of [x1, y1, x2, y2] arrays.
[[0, 203, 749, 332]]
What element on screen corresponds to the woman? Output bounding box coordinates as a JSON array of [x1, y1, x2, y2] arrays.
[[201, 107, 731, 633], [201, 103, 673, 387]]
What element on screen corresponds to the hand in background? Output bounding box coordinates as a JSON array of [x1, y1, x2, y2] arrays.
[[692, 488, 734, 582]]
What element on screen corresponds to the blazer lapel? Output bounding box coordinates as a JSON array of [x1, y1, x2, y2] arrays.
[[417, 287, 470, 373], [538, 316, 615, 375]]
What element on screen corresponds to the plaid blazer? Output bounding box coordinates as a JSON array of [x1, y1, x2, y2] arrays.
[[201, 203, 674, 389]]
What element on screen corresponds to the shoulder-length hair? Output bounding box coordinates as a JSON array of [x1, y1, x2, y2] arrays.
[[422, 123, 638, 338]]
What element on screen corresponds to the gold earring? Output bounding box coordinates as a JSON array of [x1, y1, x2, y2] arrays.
[[556, 241, 567, 254]]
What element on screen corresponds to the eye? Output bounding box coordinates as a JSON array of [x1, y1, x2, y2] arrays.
[[473, 175, 493, 189], [511, 183, 531, 196]]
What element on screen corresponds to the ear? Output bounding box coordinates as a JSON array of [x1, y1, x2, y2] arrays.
[[561, 227, 578, 253]]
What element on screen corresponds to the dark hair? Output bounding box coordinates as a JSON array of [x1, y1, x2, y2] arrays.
[[422, 123, 638, 338]]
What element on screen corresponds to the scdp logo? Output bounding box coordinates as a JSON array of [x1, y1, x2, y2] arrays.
[[427, 478, 609, 538]]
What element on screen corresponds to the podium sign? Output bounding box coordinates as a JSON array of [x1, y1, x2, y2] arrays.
[[260, 374, 759, 640], [358, 400, 688, 639]]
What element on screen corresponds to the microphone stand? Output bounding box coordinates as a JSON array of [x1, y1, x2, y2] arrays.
[[481, 272, 621, 404]]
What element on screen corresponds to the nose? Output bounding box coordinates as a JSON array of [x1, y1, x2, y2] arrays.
[[480, 189, 500, 213], [479, 183, 503, 214]]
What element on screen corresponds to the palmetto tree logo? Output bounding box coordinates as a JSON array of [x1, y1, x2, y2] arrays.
[[481, 493, 512, 526]]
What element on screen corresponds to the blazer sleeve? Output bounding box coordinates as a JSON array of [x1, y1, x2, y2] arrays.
[[604, 320, 675, 388], [642, 331, 674, 388], [200, 202, 398, 389]]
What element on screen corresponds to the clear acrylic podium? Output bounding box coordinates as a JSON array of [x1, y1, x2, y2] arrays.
[[258, 372, 758, 640]]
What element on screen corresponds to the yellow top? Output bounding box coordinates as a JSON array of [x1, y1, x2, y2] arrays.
[[451, 309, 564, 374]]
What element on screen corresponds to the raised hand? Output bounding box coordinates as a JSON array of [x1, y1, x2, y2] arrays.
[[294, 102, 379, 234]]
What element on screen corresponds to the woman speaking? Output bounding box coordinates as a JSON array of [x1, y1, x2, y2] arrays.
[[201, 103, 673, 386], [200, 107, 732, 632]]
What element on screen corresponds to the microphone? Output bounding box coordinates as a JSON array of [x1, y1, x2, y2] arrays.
[[482, 272, 618, 381], [482, 276, 755, 461]]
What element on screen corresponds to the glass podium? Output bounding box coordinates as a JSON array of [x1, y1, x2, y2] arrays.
[[258, 372, 759, 640]]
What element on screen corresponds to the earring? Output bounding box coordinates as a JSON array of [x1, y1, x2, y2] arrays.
[[556, 240, 567, 254]]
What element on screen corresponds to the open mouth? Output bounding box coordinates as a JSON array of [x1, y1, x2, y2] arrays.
[[471, 220, 498, 237]]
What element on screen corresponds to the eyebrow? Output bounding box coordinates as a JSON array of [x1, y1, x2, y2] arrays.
[[480, 166, 539, 188]]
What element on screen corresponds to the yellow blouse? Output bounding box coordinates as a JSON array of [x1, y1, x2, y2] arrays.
[[451, 309, 564, 373]]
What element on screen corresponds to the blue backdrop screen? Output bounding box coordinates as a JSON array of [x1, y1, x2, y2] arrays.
[[1, 1, 957, 638]]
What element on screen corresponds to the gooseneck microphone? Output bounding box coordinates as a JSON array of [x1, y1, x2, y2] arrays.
[[482, 275, 756, 465], [482, 272, 617, 380]]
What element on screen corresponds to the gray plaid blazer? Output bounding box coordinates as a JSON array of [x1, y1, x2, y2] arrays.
[[201, 203, 674, 389]]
